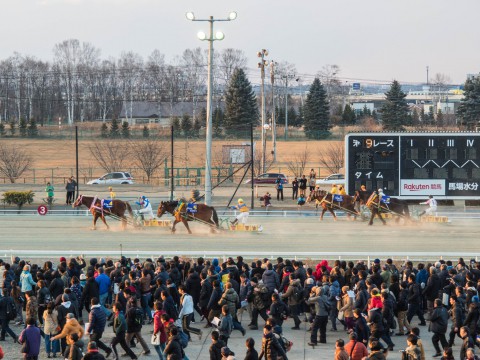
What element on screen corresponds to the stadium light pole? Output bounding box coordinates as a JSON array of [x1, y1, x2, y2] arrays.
[[186, 11, 237, 206], [282, 73, 295, 140], [269, 60, 277, 162], [257, 49, 269, 173]]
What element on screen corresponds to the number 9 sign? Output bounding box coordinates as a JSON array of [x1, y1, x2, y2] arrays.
[[37, 205, 48, 216]]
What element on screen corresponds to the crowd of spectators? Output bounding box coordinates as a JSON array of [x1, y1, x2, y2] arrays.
[[0, 255, 479, 360]]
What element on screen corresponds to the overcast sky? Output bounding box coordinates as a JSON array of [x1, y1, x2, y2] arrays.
[[2, 0, 479, 85]]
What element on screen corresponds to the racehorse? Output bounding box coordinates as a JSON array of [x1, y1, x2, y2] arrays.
[[307, 189, 359, 221], [73, 195, 133, 230], [157, 200, 219, 234], [364, 192, 410, 226]]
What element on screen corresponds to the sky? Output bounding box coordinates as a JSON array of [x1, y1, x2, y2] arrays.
[[1, 0, 479, 85]]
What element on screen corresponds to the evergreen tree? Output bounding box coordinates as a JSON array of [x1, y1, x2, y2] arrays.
[[420, 108, 426, 126], [142, 125, 150, 138], [110, 117, 120, 138], [411, 108, 420, 126], [212, 107, 224, 138], [380, 80, 409, 131], [287, 106, 298, 127], [297, 105, 305, 127], [9, 121, 15, 136], [27, 118, 38, 137], [192, 117, 201, 138], [121, 121, 130, 138], [200, 107, 207, 128], [171, 116, 181, 135], [224, 68, 258, 135], [303, 78, 331, 139], [19, 118, 27, 137], [457, 76, 480, 129], [100, 123, 109, 138], [181, 114, 193, 137], [0, 122, 5, 137], [372, 109, 378, 121], [427, 106, 435, 126], [342, 104, 356, 125], [276, 106, 286, 128], [436, 109, 444, 128]]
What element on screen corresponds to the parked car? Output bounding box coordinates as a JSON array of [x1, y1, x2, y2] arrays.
[[245, 173, 288, 185], [315, 173, 345, 186], [87, 172, 134, 185]]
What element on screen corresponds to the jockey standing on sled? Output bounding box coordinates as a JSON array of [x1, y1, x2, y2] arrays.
[[108, 186, 116, 200], [174, 189, 199, 221], [231, 198, 249, 225], [337, 184, 347, 195], [136, 195, 154, 220], [377, 188, 390, 208], [418, 195, 437, 217], [356, 184, 368, 212], [330, 184, 338, 194]]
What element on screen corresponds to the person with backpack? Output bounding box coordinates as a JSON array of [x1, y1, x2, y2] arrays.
[[248, 278, 269, 330], [125, 298, 151, 355], [269, 293, 288, 327], [307, 286, 330, 345], [110, 302, 138, 360], [280, 274, 302, 330], [0, 287, 18, 343], [258, 324, 288, 360], [163, 326, 184, 360], [402, 334, 422, 360], [344, 332, 369, 360]]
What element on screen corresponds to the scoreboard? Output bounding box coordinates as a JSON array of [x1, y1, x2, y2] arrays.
[[345, 133, 480, 199]]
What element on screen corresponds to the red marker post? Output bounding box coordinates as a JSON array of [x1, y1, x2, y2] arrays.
[[37, 205, 48, 216]]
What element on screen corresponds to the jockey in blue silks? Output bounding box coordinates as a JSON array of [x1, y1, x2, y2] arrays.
[[136, 195, 154, 220]]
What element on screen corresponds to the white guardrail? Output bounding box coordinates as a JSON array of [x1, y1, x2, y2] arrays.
[[1, 209, 480, 219], [0, 250, 480, 262]]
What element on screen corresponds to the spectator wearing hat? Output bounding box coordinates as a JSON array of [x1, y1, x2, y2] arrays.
[[83, 341, 106, 360], [51, 313, 84, 354], [345, 332, 368, 360]]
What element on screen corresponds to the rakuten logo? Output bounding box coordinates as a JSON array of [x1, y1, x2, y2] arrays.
[[400, 179, 446, 196]]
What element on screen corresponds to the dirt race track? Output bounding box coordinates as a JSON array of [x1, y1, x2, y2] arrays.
[[1, 214, 479, 258], [0, 214, 479, 359]]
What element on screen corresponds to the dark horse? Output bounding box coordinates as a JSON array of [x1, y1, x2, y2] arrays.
[[307, 189, 359, 221], [73, 195, 133, 230], [157, 200, 219, 234], [363, 192, 410, 226]]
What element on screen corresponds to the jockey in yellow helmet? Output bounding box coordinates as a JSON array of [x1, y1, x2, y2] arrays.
[[231, 198, 249, 225]]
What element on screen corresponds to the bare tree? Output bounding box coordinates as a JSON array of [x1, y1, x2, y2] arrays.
[[130, 138, 167, 182], [0, 144, 32, 183], [286, 147, 308, 178], [318, 142, 344, 174], [217, 48, 248, 86], [89, 141, 132, 173], [253, 146, 274, 177]]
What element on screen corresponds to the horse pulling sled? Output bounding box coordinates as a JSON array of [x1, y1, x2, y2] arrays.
[[307, 189, 359, 221], [364, 191, 411, 226]]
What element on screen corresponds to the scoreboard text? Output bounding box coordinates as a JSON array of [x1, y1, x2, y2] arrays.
[[346, 133, 480, 199]]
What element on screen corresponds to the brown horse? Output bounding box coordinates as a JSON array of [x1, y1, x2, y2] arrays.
[[307, 189, 359, 221], [157, 200, 219, 234], [365, 192, 410, 226], [73, 195, 133, 230]]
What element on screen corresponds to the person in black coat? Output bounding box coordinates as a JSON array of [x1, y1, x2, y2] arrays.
[[406, 274, 426, 325], [0, 288, 18, 342], [244, 337, 259, 360], [459, 326, 475, 360], [423, 267, 441, 320], [464, 297, 480, 339], [353, 309, 370, 344], [430, 298, 449, 356], [81, 272, 99, 313], [207, 281, 223, 324], [185, 269, 202, 318], [160, 290, 178, 320], [163, 327, 184, 360], [209, 330, 226, 360], [367, 307, 394, 350]]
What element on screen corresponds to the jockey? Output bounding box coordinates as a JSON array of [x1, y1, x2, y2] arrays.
[[330, 184, 338, 194], [136, 195, 154, 220], [231, 198, 249, 225], [337, 185, 347, 195], [377, 188, 390, 205], [108, 187, 116, 200], [418, 195, 438, 216]]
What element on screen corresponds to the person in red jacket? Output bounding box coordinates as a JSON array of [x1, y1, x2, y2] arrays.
[[153, 301, 167, 359]]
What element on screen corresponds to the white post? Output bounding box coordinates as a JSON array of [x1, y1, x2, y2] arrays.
[[205, 17, 214, 206], [260, 55, 266, 174]]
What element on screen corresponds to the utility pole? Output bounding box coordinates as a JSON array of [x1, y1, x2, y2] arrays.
[[257, 49, 269, 173], [282, 73, 295, 140], [269, 61, 277, 162], [426, 66, 429, 85]]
